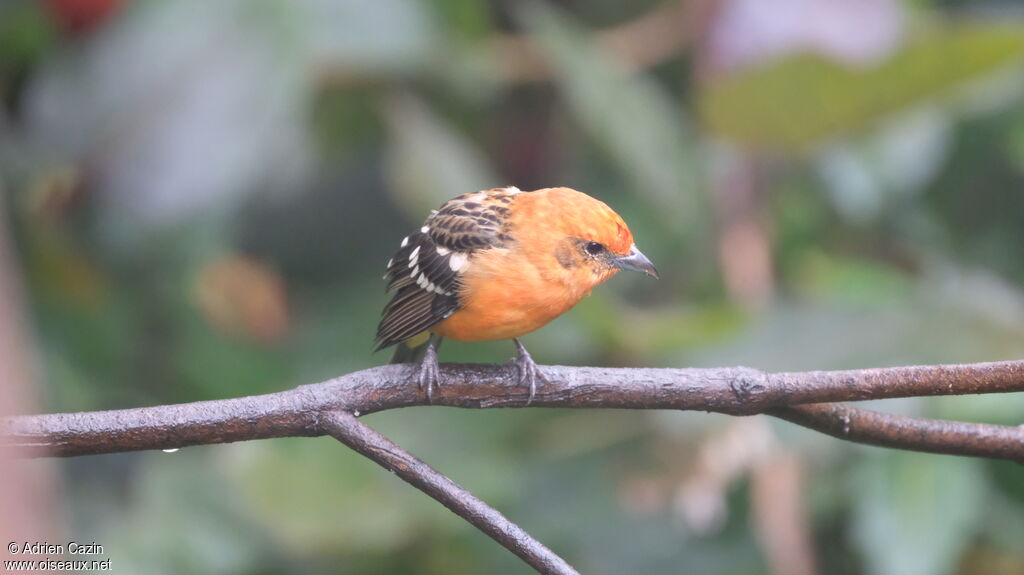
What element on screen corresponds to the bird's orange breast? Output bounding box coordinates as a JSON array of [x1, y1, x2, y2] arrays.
[[431, 247, 604, 342]]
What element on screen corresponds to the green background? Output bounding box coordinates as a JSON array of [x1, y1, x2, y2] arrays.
[[3, 0, 1024, 573]]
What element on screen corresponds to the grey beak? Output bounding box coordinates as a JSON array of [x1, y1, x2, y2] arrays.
[[613, 244, 659, 279]]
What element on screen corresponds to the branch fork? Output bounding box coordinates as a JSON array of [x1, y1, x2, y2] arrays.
[[4, 360, 1024, 574]]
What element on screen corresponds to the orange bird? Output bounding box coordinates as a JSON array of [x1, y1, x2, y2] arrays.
[[375, 186, 658, 401]]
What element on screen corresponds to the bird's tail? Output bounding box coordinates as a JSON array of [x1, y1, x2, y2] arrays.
[[388, 331, 434, 364]]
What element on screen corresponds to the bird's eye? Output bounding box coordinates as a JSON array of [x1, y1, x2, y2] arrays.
[[584, 241, 606, 256]]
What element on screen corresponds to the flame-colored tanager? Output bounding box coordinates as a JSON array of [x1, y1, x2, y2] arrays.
[[375, 186, 658, 400]]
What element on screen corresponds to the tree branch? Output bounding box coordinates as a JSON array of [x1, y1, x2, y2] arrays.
[[4, 360, 1024, 459], [770, 403, 1024, 461], [322, 410, 579, 575], [5, 360, 1024, 574]]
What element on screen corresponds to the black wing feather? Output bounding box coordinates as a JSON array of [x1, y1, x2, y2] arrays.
[[375, 232, 459, 350], [374, 188, 521, 350]]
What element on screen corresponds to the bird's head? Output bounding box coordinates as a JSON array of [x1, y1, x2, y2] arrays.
[[514, 188, 659, 291]]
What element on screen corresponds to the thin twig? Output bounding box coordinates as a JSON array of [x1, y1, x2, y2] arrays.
[[770, 403, 1024, 461], [3, 360, 1024, 459], [322, 410, 580, 575]]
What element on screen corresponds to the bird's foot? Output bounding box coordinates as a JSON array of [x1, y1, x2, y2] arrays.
[[512, 338, 545, 405], [417, 339, 441, 402]]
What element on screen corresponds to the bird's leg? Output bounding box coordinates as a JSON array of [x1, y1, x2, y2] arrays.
[[512, 338, 545, 405], [418, 334, 443, 402]]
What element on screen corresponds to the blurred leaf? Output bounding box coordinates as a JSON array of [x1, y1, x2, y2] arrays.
[[517, 2, 705, 239], [98, 449, 270, 575], [0, 2, 55, 67], [311, 86, 384, 155], [988, 460, 1024, 504], [25, 0, 313, 237], [851, 452, 986, 575], [425, 0, 491, 46], [689, 285, 1024, 373], [701, 22, 1024, 151], [817, 108, 952, 223], [300, 0, 438, 74], [226, 410, 558, 558], [570, 294, 744, 358], [1005, 108, 1024, 171], [791, 250, 912, 304], [384, 92, 498, 217], [226, 437, 420, 554], [974, 477, 1024, 556], [176, 315, 288, 399]]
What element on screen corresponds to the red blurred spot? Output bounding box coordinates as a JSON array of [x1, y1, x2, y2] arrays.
[[43, 0, 124, 36]]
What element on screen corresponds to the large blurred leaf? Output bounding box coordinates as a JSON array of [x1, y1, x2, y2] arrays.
[[300, 0, 437, 74], [851, 452, 987, 575], [517, 2, 705, 239], [22, 0, 441, 242], [384, 92, 498, 217], [97, 450, 270, 575], [0, 2, 55, 69], [25, 0, 312, 237], [226, 438, 418, 554], [701, 22, 1024, 151]]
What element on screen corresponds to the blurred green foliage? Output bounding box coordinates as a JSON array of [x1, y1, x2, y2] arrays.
[[701, 22, 1024, 151], [3, 1, 1024, 574]]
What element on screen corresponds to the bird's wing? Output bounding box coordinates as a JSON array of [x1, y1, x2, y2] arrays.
[[374, 188, 519, 350]]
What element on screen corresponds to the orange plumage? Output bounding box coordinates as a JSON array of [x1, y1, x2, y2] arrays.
[[376, 186, 657, 400], [434, 188, 637, 341]]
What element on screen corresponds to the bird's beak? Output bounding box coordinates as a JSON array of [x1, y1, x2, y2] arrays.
[[613, 244, 659, 279]]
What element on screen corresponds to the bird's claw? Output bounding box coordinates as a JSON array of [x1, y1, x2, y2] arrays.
[[512, 338, 545, 405], [417, 340, 441, 402]]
